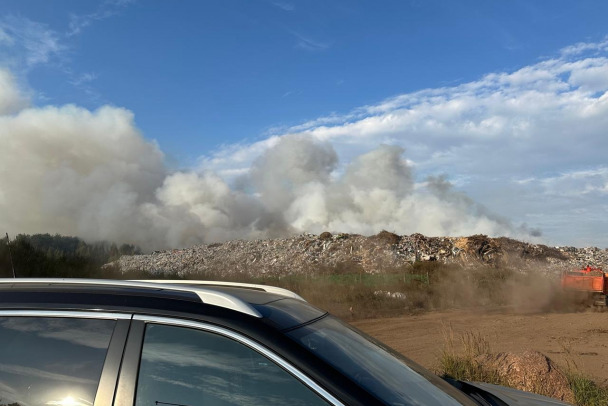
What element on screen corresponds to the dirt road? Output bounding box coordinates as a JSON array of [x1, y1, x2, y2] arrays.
[[353, 309, 608, 385]]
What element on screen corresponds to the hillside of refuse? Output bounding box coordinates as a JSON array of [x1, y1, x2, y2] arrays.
[[106, 231, 608, 277]]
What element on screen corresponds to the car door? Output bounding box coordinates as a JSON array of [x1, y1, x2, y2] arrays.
[[113, 315, 345, 406], [0, 310, 131, 406]]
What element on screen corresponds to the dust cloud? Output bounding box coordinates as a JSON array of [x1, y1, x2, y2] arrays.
[[0, 70, 536, 250], [427, 264, 581, 314]]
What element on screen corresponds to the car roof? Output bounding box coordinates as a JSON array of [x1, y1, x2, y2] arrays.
[[0, 278, 308, 318], [134, 279, 305, 300]]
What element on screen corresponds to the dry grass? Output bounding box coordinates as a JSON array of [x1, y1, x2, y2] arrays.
[[558, 340, 608, 406], [438, 329, 505, 385], [112, 259, 568, 319], [438, 331, 608, 406]]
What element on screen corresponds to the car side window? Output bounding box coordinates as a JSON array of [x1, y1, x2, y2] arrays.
[[0, 316, 116, 406], [135, 323, 332, 406]]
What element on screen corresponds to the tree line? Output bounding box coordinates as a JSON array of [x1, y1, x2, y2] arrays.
[[0, 233, 141, 278]]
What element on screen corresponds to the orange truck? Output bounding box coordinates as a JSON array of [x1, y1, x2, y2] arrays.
[[561, 266, 608, 306]]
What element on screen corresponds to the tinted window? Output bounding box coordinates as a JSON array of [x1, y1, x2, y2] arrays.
[[135, 323, 331, 406], [254, 298, 326, 330], [288, 316, 466, 406], [0, 316, 116, 406]]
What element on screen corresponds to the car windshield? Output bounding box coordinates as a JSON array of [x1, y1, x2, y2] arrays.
[[286, 315, 473, 406]]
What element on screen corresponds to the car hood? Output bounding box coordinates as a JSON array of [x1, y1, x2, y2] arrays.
[[464, 381, 572, 406], [445, 378, 572, 406]]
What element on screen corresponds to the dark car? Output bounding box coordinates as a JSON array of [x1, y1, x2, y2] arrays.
[[0, 278, 570, 406]]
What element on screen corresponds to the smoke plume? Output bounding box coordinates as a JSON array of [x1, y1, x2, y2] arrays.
[[0, 69, 530, 250]]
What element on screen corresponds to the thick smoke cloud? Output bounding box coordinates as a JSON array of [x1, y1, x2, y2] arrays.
[[0, 68, 526, 250], [0, 70, 165, 247], [0, 70, 28, 114]]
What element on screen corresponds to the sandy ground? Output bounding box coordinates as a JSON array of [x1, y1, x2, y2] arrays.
[[352, 308, 608, 385]]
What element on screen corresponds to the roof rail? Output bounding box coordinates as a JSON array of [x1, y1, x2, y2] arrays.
[[0, 278, 262, 318], [134, 280, 305, 301]]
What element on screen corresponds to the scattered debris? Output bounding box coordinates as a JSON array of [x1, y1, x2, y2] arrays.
[[374, 290, 407, 300], [105, 232, 608, 278]]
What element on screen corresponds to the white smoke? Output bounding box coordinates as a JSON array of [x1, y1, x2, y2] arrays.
[[0, 70, 28, 114], [0, 68, 526, 250], [0, 72, 166, 247]]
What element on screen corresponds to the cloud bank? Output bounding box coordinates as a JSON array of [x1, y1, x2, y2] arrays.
[[3, 37, 608, 249]]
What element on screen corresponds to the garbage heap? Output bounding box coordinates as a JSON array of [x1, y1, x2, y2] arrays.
[[105, 231, 608, 278]]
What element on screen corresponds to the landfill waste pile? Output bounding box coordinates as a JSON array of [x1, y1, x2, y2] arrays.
[[105, 231, 608, 278]]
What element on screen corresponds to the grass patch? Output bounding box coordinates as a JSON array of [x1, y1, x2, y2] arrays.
[[559, 340, 608, 406], [438, 330, 505, 385], [164, 263, 441, 319], [252, 271, 429, 319], [439, 331, 608, 406], [567, 372, 608, 406], [111, 260, 553, 319]]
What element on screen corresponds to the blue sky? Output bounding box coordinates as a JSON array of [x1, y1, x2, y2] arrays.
[[1, 1, 608, 249], [3, 0, 606, 162]]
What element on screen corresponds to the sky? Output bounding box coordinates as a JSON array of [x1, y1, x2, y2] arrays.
[[1, 0, 608, 250]]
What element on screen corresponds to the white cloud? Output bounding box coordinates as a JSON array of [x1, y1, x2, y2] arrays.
[[0, 27, 14, 44], [69, 72, 98, 87], [291, 31, 331, 51], [67, 0, 135, 37], [197, 136, 281, 179], [0, 16, 64, 69], [272, 2, 295, 12], [560, 37, 608, 57], [522, 168, 608, 197], [0, 7, 131, 103], [567, 60, 608, 92], [0, 68, 29, 114]]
